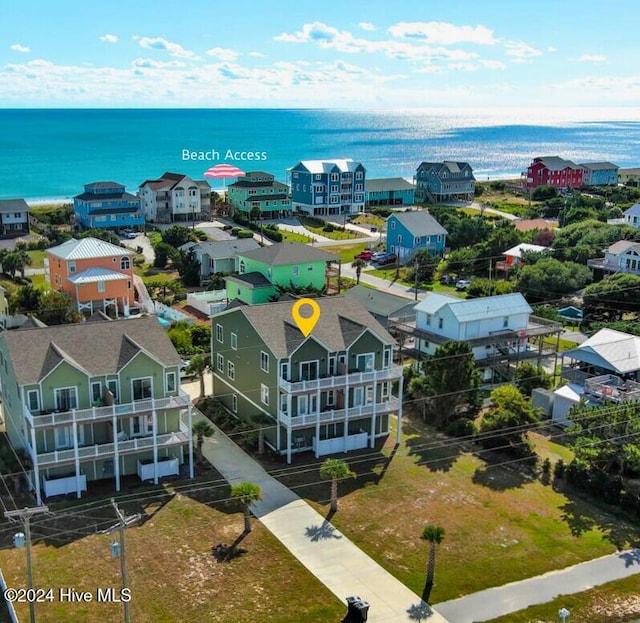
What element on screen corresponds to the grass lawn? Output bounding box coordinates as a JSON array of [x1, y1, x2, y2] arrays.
[[484, 575, 640, 623], [321, 242, 368, 265], [276, 414, 640, 604], [352, 214, 386, 228], [27, 249, 47, 269], [298, 217, 359, 241], [279, 229, 313, 244], [0, 490, 343, 623]]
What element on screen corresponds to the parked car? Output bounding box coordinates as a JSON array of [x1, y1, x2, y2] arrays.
[[455, 279, 471, 291], [374, 252, 398, 266], [440, 274, 455, 285], [354, 249, 373, 261], [126, 231, 137, 239]]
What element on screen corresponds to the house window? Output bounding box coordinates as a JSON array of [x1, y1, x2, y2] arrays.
[[27, 389, 40, 413], [280, 393, 288, 413], [260, 351, 269, 373], [216, 323, 223, 343], [381, 382, 390, 399], [227, 361, 235, 380], [437, 235, 442, 243], [300, 361, 319, 381], [91, 382, 102, 404], [326, 390, 335, 407], [121, 257, 130, 270], [68, 261, 76, 274], [292, 266, 299, 277], [166, 372, 176, 393], [261, 383, 269, 405], [280, 361, 289, 381], [328, 355, 336, 376], [54, 387, 78, 412], [239, 260, 246, 273], [383, 348, 391, 368], [107, 379, 118, 402], [232, 394, 238, 413], [55, 426, 84, 449], [217, 353, 224, 372], [131, 414, 152, 437], [307, 264, 313, 271], [331, 173, 339, 182], [438, 318, 443, 329], [503, 316, 509, 328], [132, 378, 152, 401], [231, 332, 237, 350], [425, 313, 432, 327], [98, 281, 105, 293], [356, 353, 375, 372]]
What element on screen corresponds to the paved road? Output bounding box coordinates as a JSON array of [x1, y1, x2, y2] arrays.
[[436, 548, 640, 622]]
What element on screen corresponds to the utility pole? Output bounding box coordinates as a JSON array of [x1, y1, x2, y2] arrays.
[[414, 256, 419, 301], [5, 506, 50, 623]]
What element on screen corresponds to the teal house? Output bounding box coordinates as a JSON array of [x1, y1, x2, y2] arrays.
[[387, 211, 448, 264], [0, 316, 193, 503], [225, 242, 340, 304], [211, 297, 403, 463], [365, 178, 415, 207], [227, 171, 291, 219]]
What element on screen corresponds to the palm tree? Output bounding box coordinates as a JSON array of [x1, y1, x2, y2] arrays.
[[192, 419, 214, 464], [351, 258, 367, 285], [319, 458, 355, 513], [250, 413, 273, 455], [421, 525, 445, 604], [186, 354, 210, 400], [230, 482, 262, 533], [14, 248, 32, 278]]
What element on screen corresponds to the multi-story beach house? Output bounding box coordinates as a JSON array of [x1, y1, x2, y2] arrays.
[[0, 199, 29, 238], [225, 242, 341, 304], [211, 297, 403, 463], [391, 292, 562, 381], [73, 182, 144, 232], [288, 159, 366, 216], [587, 240, 640, 275], [619, 168, 640, 187], [0, 316, 193, 504], [415, 161, 475, 204], [227, 171, 291, 219], [45, 237, 136, 317], [579, 162, 619, 186], [365, 178, 415, 207], [386, 211, 448, 263], [523, 156, 584, 190], [138, 172, 211, 224], [179, 239, 260, 281]]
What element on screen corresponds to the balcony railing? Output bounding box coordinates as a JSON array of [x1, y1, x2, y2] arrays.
[[24, 390, 191, 429], [278, 397, 400, 428], [584, 374, 640, 403], [278, 364, 403, 393]]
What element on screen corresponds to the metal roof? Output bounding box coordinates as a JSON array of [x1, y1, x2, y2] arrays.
[[366, 178, 415, 192], [503, 243, 548, 258], [289, 159, 365, 174], [389, 211, 448, 237], [415, 292, 532, 322], [67, 267, 130, 284], [344, 285, 416, 318], [47, 237, 132, 260], [579, 162, 619, 170], [624, 203, 640, 216], [562, 328, 640, 375]]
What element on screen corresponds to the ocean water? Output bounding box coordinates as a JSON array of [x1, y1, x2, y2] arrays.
[[1, 108, 640, 201]]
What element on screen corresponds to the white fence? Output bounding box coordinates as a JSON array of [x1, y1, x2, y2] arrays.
[[154, 302, 194, 324]]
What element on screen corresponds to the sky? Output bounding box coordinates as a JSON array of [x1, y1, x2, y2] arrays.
[[1, 0, 640, 109]]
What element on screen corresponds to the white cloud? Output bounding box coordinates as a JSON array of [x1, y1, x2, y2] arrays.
[[448, 62, 477, 72], [358, 22, 376, 31], [387, 21, 497, 45], [569, 54, 608, 64], [205, 47, 239, 61], [248, 51, 264, 58], [547, 46, 557, 53], [479, 59, 507, 70], [10, 44, 30, 53], [505, 41, 543, 59], [100, 34, 118, 43], [131, 58, 187, 69], [137, 36, 198, 59]]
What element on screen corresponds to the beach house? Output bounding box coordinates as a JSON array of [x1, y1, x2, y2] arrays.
[[386, 211, 448, 263], [288, 159, 366, 216], [227, 171, 291, 219], [587, 240, 640, 276], [579, 162, 619, 186], [0, 199, 29, 238], [139, 172, 211, 224], [623, 204, 640, 228], [0, 316, 193, 503], [523, 157, 583, 190], [211, 296, 403, 463], [415, 161, 475, 203], [619, 168, 640, 187], [365, 178, 415, 207], [73, 182, 144, 232], [179, 238, 260, 281]]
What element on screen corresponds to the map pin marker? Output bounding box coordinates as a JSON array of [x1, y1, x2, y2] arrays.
[[291, 298, 321, 337]]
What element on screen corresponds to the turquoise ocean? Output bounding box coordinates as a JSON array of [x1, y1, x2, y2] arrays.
[[1, 108, 640, 201]]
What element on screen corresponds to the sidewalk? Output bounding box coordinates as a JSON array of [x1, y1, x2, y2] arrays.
[[182, 380, 449, 623]]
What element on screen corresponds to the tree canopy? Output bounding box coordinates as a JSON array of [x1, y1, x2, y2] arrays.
[[516, 257, 591, 301], [583, 273, 640, 322]]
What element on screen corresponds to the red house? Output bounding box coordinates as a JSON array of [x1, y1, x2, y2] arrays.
[[523, 156, 584, 190]]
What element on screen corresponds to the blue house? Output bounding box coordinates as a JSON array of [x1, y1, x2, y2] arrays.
[[365, 178, 415, 207], [288, 159, 366, 216], [415, 161, 475, 203], [74, 182, 145, 231], [387, 211, 448, 264], [579, 162, 619, 186]]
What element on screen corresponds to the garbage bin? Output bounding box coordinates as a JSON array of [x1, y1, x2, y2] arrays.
[[344, 596, 369, 622], [354, 600, 369, 622]]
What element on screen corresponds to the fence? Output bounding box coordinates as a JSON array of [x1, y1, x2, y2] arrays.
[[0, 568, 20, 622]]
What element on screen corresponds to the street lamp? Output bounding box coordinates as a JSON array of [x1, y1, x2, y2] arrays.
[[558, 607, 570, 622]]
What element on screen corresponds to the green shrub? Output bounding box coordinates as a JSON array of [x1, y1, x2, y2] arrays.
[[445, 418, 477, 438], [236, 229, 254, 238]]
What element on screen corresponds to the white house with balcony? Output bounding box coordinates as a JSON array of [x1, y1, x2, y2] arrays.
[[211, 296, 403, 463], [587, 240, 640, 276], [0, 316, 193, 503]]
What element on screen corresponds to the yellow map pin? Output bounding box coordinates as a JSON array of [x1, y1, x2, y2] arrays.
[[291, 298, 321, 337]]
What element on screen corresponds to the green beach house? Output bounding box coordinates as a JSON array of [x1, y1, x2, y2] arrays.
[[0, 316, 193, 504], [211, 296, 403, 463], [225, 242, 341, 304]]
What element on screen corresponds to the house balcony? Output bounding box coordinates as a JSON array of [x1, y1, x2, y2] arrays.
[[278, 397, 400, 428], [34, 420, 190, 469], [587, 258, 640, 275], [560, 367, 593, 385], [584, 374, 640, 403], [278, 364, 403, 394], [24, 390, 191, 429]]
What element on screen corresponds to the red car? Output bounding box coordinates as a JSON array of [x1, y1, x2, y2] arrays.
[[354, 249, 373, 261]]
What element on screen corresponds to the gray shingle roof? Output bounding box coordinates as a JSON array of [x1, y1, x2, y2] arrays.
[[0, 199, 29, 213], [239, 242, 338, 265], [365, 178, 415, 192], [390, 211, 448, 237], [579, 161, 619, 170], [179, 239, 260, 258], [219, 296, 395, 358], [344, 285, 415, 318], [226, 272, 273, 288], [1, 316, 180, 385], [535, 156, 579, 170]]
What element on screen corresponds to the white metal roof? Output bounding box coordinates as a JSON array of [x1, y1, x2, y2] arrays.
[[562, 328, 640, 375], [294, 159, 363, 174], [415, 292, 532, 322], [67, 267, 130, 284], [48, 237, 132, 260], [503, 243, 547, 258]]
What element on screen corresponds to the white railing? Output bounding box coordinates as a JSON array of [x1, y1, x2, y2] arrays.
[[278, 364, 403, 393], [25, 390, 191, 429], [279, 397, 400, 428], [137, 457, 180, 481], [36, 431, 189, 468], [43, 473, 87, 498]]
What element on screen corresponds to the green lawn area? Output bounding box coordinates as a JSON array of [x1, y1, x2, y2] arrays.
[[298, 217, 359, 240], [321, 242, 368, 265], [27, 249, 47, 269], [279, 229, 312, 244], [276, 414, 640, 604], [0, 490, 343, 623], [484, 575, 640, 623], [352, 214, 386, 228]]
